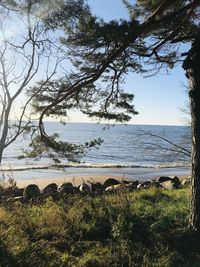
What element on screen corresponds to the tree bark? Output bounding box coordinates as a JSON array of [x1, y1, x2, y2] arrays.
[[183, 28, 200, 231], [0, 103, 12, 164]]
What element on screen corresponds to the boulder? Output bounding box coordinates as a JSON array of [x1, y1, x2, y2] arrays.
[[121, 180, 131, 184], [156, 176, 172, 183], [14, 196, 25, 203], [51, 192, 60, 201], [23, 184, 40, 201], [90, 182, 103, 195], [60, 182, 73, 187], [130, 180, 140, 187], [137, 181, 151, 189], [103, 178, 120, 189], [151, 181, 161, 188], [1, 186, 23, 197], [3, 186, 19, 197], [41, 183, 58, 195], [125, 180, 139, 191], [105, 184, 124, 193], [160, 180, 177, 190], [59, 183, 74, 195], [170, 176, 181, 187], [181, 177, 191, 186], [79, 183, 90, 194], [72, 186, 79, 194], [125, 183, 135, 191], [157, 176, 181, 189], [12, 188, 24, 197]]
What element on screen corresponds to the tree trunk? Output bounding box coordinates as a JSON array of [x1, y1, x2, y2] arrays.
[[183, 29, 200, 231], [0, 104, 11, 164]]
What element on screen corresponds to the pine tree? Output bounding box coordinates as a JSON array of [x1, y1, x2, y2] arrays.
[[31, 0, 200, 230]]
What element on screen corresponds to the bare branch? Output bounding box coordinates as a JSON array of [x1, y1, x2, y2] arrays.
[[138, 130, 191, 157]]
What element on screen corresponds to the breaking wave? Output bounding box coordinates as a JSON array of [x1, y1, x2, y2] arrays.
[[0, 162, 190, 172]]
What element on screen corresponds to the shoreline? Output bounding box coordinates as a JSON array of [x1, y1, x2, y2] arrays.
[[15, 174, 189, 189], [0, 162, 190, 171], [9, 167, 190, 181], [12, 172, 189, 189], [0, 164, 190, 189], [15, 174, 130, 188]]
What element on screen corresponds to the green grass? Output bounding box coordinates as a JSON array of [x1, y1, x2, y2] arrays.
[[0, 187, 199, 267]]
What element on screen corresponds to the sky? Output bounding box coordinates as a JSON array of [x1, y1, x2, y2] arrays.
[[67, 0, 190, 126], [4, 0, 190, 126]]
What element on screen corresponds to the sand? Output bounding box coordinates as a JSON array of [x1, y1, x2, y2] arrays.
[[15, 174, 130, 189], [14, 174, 188, 189]]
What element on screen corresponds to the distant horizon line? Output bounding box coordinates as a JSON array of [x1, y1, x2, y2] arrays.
[[8, 119, 189, 127], [43, 120, 189, 127]]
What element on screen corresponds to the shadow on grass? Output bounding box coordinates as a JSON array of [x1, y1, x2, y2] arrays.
[[0, 240, 18, 267], [167, 230, 200, 266]]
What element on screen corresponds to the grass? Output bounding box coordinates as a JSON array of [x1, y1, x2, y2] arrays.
[[0, 187, 199, 267]]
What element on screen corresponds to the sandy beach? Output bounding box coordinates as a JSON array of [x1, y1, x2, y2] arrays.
[[14, 173, 189, 189], [15, 174, 130, 188], [0, 163, 189, 189]]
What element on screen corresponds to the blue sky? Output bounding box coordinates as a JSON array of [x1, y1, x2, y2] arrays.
[[69, 0, 189, 126], [9, 0, 190, 126]]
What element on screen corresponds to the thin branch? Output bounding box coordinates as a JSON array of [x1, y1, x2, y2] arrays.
[[139, 130, 191, 156]]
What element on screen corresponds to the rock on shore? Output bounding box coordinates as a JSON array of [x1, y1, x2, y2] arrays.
[[0, 175, 191, 203]]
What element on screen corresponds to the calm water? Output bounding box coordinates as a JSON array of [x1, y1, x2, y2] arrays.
[[1, 122, 191, 181]]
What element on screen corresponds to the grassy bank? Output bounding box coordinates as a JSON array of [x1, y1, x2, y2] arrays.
[[0, 187, 198, 267]]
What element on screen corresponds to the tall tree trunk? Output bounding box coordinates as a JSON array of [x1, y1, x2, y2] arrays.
[[0, 104, 11, 164], [183, 29, 200, 231]]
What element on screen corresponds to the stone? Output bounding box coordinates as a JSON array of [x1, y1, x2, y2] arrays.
[[137, 181, 151, 189], [23, 184, 40, 201], [103, 178, 120, 189], [59, 183, 74, 195], [13, 188, 24, 197], [181, 177, 191, 186], [125, 183, 135, 191], [160, 180, 176, 190], [156, 176, 181, 189], [41, 183, 58, 195], [90, 182, 103, 194], [125, 180, 139, 191], [156, 176, 172, 183], [130, 180, 140, 187], [121, 180, 131, 184], [105, 184, 124, 193], [79, 183, 90, 194], [1, 186, 23, 197], [51, 192, 60, 201], [60, 182, 73, 187], [3, 186, 18, 197], [14, 196, 25, 203], [72, 186, 79, 194], [6, 196, 24, 204], [170, 176, 181, 187], [151, 181, 161, 188]]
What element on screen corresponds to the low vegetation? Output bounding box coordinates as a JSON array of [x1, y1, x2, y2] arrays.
[[0, 187, 199, 267]]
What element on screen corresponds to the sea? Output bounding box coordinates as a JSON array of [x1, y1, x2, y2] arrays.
[[0, 122, 191, 182]]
